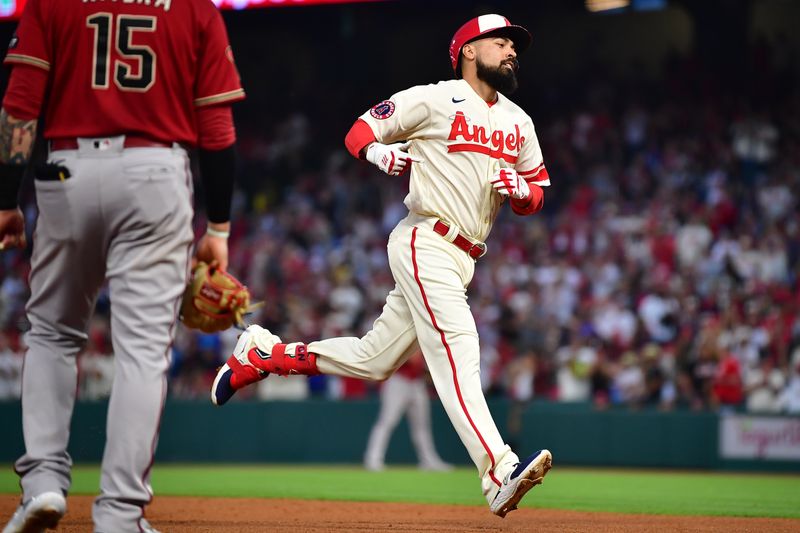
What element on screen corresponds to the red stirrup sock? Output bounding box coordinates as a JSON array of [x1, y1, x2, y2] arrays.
[[247, 342, 320, 376]]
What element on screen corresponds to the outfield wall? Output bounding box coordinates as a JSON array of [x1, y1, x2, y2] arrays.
[[0, 400, 797, 472]]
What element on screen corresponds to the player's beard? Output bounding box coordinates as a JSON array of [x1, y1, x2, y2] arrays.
[[476, 57, 519, 94]]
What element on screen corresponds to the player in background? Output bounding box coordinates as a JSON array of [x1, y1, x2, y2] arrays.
[[211, 14, 552, 517], [363, 352, 453, 472], [0, 1, 244, 531]]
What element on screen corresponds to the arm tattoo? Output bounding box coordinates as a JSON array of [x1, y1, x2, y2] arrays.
[[0, 108, 37, 165]]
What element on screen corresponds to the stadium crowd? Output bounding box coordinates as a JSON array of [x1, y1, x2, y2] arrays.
[[0, 35, 799, 414]]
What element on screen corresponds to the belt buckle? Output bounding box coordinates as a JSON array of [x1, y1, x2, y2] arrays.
[[471, 242, 488, 259]]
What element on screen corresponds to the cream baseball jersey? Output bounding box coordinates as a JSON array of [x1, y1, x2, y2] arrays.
[[358, 78, 550, 242]]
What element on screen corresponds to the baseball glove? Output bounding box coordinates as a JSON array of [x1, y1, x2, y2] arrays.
[[180, 261, 252, 333]]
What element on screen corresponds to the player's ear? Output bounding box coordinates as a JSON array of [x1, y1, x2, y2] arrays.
[[462, 42, 476, 62]]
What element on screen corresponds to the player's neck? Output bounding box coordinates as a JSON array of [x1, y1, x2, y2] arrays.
[[462, 75, 498, 105]]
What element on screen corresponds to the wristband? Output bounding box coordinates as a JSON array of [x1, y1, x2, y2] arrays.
[[206, 226, 230, 239], [511, 192, 533, 209], [0, 163, 26, 210]]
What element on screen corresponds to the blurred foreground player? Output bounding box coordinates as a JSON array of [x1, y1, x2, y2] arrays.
[[0, 0, 244, 531]]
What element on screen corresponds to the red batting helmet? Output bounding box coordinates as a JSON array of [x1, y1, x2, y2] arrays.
[[449, 14, 532, 76]]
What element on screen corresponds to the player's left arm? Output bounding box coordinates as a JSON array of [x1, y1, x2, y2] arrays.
[[509, 120, 549, 216], [0, 109, 35, 251], [194, 104, 237, 272], [192, 7, 246, 271], [0, 0, 50, 249]]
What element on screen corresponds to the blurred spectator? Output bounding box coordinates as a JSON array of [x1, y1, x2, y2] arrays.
[[590, 347, 614, 409], [744, 356, 786, 413], [506, 351, 537, 450], [641, 343, 669, 408], [555, 331, 597, 402], [69, 319, 114, 400], [612, 351, 645, 406], [676, 211, 713, 271], [0, 331, 22, 400], [638, 283, 679, 344], [711, 352, 744, 411], [730, 111, 778, 165], [778, 360, 800, 414], [0, 270, 25, 326], [671, 369, 703, 411], [593, 293, 637, 351], [78, 343, 114, 401]]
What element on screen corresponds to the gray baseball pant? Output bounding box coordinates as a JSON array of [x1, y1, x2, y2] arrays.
[[14, 136, 193, 532]]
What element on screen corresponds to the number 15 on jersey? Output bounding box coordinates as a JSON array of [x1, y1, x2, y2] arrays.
[[86, 13, 156, 92]]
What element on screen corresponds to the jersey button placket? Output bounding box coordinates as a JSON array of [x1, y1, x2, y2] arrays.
[[484, 109, 495, 227]]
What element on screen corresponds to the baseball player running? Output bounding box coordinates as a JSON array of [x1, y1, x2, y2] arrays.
[[0, 1, 244, 531], [212, 14, 552, 517]]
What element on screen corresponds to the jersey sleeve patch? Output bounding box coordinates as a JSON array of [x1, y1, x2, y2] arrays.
[[369, 100, 395, 120]]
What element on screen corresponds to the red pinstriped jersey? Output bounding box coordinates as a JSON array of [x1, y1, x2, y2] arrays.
[[3, 0, 245, 145], [358, 79, 549, 242]]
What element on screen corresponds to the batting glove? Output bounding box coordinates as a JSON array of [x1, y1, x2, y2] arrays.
[[489, 166, 530, 200], [365, 141, 423, 176]]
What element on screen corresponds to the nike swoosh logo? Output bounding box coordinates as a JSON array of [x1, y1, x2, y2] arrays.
[[452, 97, 465, 103]]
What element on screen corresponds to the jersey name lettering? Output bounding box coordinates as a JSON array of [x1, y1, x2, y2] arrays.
[[446, 111, 524, 162], [82, 0, 172, 12]]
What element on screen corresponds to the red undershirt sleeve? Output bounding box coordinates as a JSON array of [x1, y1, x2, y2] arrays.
[[344, 118, 376, 159], [2, 64, 48, 120], [196, 104, 236, 150], [510, 183, 544, 216]]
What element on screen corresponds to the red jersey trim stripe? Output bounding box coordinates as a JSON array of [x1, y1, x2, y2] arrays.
[[4, 54, 50, 71], [524, 167, 551, 185], [518, 163, 545, 177], [447, 143, 517, 164], [194, 88, 246, 107]]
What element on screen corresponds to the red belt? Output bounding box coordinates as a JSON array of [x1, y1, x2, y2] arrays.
[[433, 220, 487, 260], [50, 135, 172, 151]]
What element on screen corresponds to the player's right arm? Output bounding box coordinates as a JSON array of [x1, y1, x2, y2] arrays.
[[0, 107, 36, 250], [0, 0, 50, 250], [344, 85, 430, 176]]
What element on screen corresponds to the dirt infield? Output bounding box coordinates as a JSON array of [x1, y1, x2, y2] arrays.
[[2, 495, 799, 532]]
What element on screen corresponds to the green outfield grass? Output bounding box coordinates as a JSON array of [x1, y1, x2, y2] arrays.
[[2, 465, 799, 518]]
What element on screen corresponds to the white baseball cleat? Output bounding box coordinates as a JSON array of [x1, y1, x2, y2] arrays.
[[210, 324, 282, 406], [489, 449, 552, 518], [2, 492, 66, 533]]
